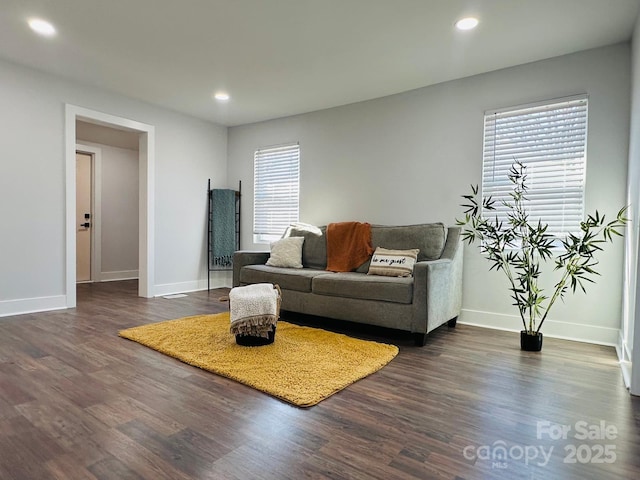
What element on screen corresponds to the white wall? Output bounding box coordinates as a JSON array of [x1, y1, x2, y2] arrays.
[[228, 44, 631, 346], [100, 144, 139, 276], [0, 57, 228, 316]]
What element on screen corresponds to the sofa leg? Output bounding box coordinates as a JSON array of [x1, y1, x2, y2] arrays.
[[448, 317, 458, 328], [413, 332, 427, 347]]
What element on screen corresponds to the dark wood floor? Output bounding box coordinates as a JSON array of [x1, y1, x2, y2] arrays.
[[0, 280, 638, 479]]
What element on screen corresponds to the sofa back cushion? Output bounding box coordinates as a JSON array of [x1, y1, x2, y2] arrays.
[[289, 222, 446, 271], [354, 223, 446, 272], [370, 223, 446, 261], [289, 225, 327, 269]]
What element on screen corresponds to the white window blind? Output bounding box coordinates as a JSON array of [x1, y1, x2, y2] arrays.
[[253, 143, 300, 242], [482, 95, 588, 238]]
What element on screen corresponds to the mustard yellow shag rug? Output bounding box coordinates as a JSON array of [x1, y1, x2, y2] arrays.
[[119, 312, 398, 407]]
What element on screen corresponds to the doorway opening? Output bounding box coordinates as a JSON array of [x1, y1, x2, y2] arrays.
[[65, 105, 155, 307]]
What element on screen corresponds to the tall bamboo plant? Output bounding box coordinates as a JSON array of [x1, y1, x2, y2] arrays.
[[457, 162, 628, 335]]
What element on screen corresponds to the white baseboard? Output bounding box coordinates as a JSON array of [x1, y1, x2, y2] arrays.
[[459, 308, 619, 346], [100, 270, 139, 282], [154, 271, 232, 297], [0, 295, 67, 318]]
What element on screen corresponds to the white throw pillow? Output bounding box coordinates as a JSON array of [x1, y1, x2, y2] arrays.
[[266, 236, 305, 268], [367, 247, 419, 277]]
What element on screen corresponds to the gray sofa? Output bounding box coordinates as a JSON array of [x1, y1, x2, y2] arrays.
[[233, 223, 463, 346]]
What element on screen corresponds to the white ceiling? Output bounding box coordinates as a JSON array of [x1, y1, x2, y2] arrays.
[[1, 0, 639, 127]]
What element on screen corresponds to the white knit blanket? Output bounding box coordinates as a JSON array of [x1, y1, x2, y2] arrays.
[[229, 283, 278, 338]]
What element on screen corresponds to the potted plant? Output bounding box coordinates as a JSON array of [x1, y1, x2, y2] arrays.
[[457, 161, 628, 351]]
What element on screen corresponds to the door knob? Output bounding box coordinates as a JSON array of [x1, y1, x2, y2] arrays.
[[80, 222, 91, 228]]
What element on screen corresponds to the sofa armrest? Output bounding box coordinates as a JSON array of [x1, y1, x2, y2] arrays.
[[233, 251, 270, 287], [412, 227, 464, 333]]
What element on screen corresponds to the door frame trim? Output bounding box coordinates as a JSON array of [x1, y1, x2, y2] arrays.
[[65, 105, 155, 306]]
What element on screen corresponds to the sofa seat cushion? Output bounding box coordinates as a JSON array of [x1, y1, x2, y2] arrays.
[[312, 272, 413, 304], [240, 265, 327, 292]]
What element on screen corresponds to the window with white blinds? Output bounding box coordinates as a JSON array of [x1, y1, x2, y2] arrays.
[[482, 95, 588, 238], [253, 143, 300, 243]]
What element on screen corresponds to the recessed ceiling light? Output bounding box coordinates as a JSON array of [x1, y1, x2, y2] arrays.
[[213, 92, 230, 102], [455, 17, 479, 31], [28, 18, 56, 37]]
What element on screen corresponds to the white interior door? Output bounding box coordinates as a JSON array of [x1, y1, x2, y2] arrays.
[[76, 152, 92, 282]]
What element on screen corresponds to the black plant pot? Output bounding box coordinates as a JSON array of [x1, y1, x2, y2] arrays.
[[520, 331, 543, 351]]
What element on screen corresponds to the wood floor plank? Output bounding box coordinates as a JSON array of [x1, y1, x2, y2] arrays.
[[0, 280, 637, 479], [116, 419, 224, 478], [0, 416, 67, 480], [87, 456, 146, 480], [45, 454, 99, 480], [15, 399, 109, 451], [90, 427, 193, 480]]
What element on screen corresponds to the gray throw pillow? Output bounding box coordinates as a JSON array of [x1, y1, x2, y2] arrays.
[[289, 225, 327, 269]]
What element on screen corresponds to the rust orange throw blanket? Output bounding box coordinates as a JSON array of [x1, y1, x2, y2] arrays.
[[326, 222, 374, 272]]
